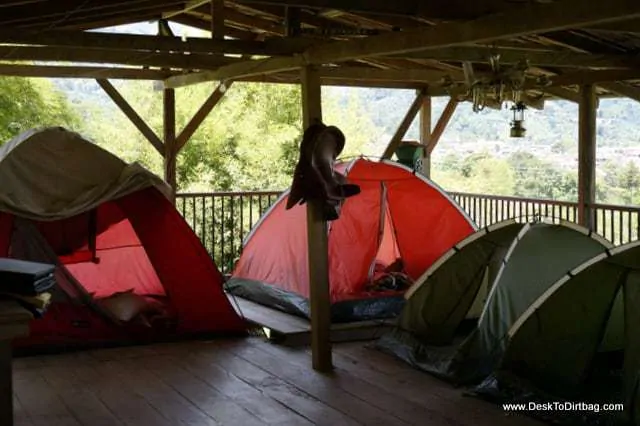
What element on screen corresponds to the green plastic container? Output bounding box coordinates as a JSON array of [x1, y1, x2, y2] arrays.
[[395, 142, 425, 169]]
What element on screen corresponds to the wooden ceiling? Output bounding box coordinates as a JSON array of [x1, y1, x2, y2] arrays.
[[1, 0, 640, 104]]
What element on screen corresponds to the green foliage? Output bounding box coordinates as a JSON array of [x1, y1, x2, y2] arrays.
[[35, 77, 640, 209], [0, 77, 79, 142], [433, 151, 515, 196], [600, 160, 640, 205]]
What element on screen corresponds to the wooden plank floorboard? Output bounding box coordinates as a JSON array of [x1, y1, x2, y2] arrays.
[[253, 339, 462, 426], [13, 395, 36, 426], [224, 339, 410, 425], [72, 361, 175, 426], [37, 360, 124, 426], [163, 341, 359, 426], [12, 338, 549, 426], [142, 353, 267, 426], [12, 368, 82, 426], [177, 350, 315, 425], [101, 358, 220, 426], [334, 343, 544, 426]]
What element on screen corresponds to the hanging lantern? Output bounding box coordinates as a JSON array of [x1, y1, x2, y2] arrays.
[[510, 102, 527, 138]]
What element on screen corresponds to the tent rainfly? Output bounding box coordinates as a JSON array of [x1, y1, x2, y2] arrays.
[[0, 127, 245, 351], [377, 219, 618, 385], [483, 240, 640, 424], [227, 158, 476, 322]]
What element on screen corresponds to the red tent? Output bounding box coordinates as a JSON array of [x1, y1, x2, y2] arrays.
[[227, 158, 476, 322], [0, 127, 244, 351]]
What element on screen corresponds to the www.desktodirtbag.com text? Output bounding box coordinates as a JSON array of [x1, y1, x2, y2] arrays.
[[503, 402, 624, 413]]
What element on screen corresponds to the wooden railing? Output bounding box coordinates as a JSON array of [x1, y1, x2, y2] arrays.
[[175, 191, 282, 273], [176, 190, 640, 272]]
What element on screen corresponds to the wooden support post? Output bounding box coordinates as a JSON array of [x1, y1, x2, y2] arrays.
[[164, 88, 177, 203], [419, 93, 432, 176], [381, 90, 426, 159], [96, 79, 164, 156], [301, 65, 332, 372], [578, 84, 597, 229]]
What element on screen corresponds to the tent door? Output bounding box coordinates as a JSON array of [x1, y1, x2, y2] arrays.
[[466, 266, 490, 319], [368, 182, 402, 282]]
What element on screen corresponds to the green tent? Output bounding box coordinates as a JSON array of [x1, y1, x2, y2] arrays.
[[491, 241, 640, 424], [378, 219, 614, 384]]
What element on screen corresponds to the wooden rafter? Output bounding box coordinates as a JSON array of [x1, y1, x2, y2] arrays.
[[169, 0, 640, 86], [544, 87, 581, 104], [166, 13, 258, 39], [381, 90, 426, 159], [600, 82, 640, 103], [318, 67, 449, 83], [96, 79, 164, 156], [0, 0, 185, 28], [535, 33, 640, 102], [234, 0, 483, 18], [163, 0, 211, 19], [393, 46, 640, 69], [0, 30, 294, 56], [164, 56, 306, 88], [0, 46, 238, 70], [0, 64, 172, 80]]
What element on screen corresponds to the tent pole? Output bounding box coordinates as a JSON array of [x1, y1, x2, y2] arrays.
[[301, 65, 332, 372], [163, 87, 177, 203], [578, 84, 597, 229], [419, 91, 432, 177]]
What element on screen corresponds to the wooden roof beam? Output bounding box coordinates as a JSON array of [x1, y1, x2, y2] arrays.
[[165, 62, 640, 90], [163, 0, 210, 19], [535, 33, 640, 102], [318, 67, 448, 83], [0, 64, 173, 80], [233, 0, 489, 19], [0, 46, 240, 70], [0, 0, 185, 26], [302, 0, 640, 63], [599, 82, 640, 103], [393, 46, 640, 69], [539, 69, 640, 88], [169, 0, 640, 86], [168, 14, 261, 40], [0, 30, 300, 56]]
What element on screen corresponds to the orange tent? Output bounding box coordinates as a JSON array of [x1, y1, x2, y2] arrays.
[[227, 158, 476, 322]]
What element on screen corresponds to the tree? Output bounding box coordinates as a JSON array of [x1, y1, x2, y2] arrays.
[[507, 151, 577, 200], [617, 161, 640, 205], [0, 77, 79, 144]]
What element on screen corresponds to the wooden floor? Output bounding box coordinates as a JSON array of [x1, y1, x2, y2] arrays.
[[12, 337, 545, 426]]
